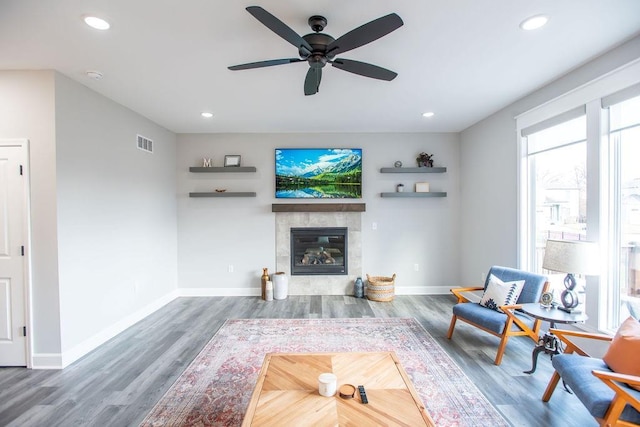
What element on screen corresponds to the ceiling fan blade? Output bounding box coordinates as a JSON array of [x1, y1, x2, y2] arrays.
[[246, 6, 313, 54], [228, 58, 304, 71], [331, 58, 397, 81], [326, 13, 403, 56], [304, 68, 322, 96]]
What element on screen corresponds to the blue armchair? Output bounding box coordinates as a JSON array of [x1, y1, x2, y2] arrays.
[[543, 328, 640, 426], [447, 266, 549, 365]]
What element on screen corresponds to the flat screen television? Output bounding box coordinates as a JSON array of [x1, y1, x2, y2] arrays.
[[275, 148, 362, 198]]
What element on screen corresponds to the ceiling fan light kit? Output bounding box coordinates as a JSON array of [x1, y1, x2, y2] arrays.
[[228, 6, 403, 96]]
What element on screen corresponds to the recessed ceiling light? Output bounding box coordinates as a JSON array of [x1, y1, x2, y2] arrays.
[[84, 15, 111, 30], [86, 70, 104, 80], [520, 15, 549, 31], [201, 112, 214, 118], [422, 112, 435, 118]]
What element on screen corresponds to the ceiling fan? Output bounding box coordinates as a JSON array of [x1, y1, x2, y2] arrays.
[[228, 6, 404, 96]]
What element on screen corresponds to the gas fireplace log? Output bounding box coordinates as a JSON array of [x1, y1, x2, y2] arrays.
[[301, 251, 336, 265]]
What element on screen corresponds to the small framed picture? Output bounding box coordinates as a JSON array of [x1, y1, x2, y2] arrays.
[[224, 155, 241, 167]]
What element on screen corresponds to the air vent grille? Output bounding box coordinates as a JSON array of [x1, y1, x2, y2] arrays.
[[137, 134, 153, 153]]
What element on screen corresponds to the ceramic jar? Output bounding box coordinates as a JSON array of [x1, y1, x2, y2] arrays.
[[272, 272, 289, 300]]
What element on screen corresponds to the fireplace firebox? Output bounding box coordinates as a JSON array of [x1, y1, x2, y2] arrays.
[[290, 227, 347, 275]]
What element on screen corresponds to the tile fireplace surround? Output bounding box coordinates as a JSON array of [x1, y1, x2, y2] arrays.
[[275, 207, 362, 295]]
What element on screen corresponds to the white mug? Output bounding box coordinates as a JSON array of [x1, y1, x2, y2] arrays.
[[318, 373, 337, 397]]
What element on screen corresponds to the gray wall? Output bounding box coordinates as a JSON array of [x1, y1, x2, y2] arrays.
[[177, 133, 461, 294], [55, 73, 178, 357]]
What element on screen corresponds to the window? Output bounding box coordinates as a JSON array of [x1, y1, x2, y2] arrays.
[[606, 95, 640, 329], [523, 115, 587, 284]]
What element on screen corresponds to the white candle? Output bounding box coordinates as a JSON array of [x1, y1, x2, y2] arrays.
[[318, 373, 337, 397]]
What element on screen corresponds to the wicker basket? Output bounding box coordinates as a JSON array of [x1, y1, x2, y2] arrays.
[[366, 274, 396, 302]]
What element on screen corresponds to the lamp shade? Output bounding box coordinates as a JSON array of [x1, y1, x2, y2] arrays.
[[542, 239, 599, 275]]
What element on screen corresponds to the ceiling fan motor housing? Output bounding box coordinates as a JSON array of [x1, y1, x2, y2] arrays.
[[300, 32, 336, 64]]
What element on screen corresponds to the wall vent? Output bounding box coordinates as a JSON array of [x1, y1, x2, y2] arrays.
[[137, 134, 153, 153]]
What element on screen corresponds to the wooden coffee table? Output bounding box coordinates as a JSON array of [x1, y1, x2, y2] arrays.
[[242, 351, 435, 426]]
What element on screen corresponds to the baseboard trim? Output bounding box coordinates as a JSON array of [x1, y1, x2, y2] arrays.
[[395, 286, 451, 295], [56, 290, 180, 369], [177, 286, 450, 297], [31, 353, 64, 369], [178, 288, 261, 297]]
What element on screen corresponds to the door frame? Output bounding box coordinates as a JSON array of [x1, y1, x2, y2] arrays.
[[1, 139, 33, 368]]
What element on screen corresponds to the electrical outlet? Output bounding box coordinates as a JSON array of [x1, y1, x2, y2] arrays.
[[372, 222, 377, 230], [228, 265, 234, 273], [414, 263, 419, 271]]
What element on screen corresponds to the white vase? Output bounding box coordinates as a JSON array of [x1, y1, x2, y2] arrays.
[[272, 272, 288, 300]]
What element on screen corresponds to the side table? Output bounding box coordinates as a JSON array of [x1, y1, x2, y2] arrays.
[[519, 303, 588, 374]]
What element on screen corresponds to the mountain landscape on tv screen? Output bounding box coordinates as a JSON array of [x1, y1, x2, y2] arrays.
[[275, 149, 362, 198]]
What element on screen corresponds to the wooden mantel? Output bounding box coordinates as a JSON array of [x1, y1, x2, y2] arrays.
[[272, 203, 366, 213]]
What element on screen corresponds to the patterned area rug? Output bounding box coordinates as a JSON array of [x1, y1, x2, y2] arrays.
[[140, 318, 508, 426]]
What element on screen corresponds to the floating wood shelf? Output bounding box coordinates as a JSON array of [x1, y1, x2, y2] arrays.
[[272, 203, 366, 212], [189, 167, 257, 173], [380, 192, 447, 198], [189, 192, 257, 198], [380, 167, 446, 173]]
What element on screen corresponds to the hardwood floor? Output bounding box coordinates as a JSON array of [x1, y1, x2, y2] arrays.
[[0, 295, 596, 426]]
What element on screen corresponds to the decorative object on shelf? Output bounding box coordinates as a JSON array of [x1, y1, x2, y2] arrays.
[[366, 273, 396, 301], [416, 152, 434, 167], [394, 160, 402, 168], [272, 271, 289, 300], [203, 158, 212, 167], [396, 183, 404, 192], [214, 189, 227, 193], [354, 277, 364, 298], [275, 148, 362, 199], [265, 280, 273, 301], [224, 155, 241, 167], [542, 239, 599, 313], [539, 291, 554, 308], [261, 268, 269, 300], [415, 182, 430, 192]]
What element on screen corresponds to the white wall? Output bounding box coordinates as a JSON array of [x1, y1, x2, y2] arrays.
[[177, 132, 460, 294], [54, 73, 178, 362], [0, 71, 62, 357]]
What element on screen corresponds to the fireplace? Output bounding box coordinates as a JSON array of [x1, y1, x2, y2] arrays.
[[290, 227, 347, 275], [274, 209, 362, 295]]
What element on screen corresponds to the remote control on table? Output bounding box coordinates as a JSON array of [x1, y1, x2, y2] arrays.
[[358, 385, 368, 404]]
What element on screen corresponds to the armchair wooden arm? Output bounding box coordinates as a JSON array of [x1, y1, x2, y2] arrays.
[[450, 286, 484, 303], [549, 328, 613, 357], [501, 304, 541, 341], [592, 370, 640, 427]]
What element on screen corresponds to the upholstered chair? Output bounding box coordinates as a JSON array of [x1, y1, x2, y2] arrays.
[[447, 265, 549, 365], [543, 323, 640, 426]]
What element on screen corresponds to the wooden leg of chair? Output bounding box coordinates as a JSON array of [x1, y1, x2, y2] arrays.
[[542, 372, 561, 402], [494, 334, 509, 365], [446, 315, 457, 339], [602, 396, 626, 427]]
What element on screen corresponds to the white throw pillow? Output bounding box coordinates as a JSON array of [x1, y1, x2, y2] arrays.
[[479, 274, 525, 313]]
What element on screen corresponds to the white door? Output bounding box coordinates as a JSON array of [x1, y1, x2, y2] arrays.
[[0, 141, 29, 366]]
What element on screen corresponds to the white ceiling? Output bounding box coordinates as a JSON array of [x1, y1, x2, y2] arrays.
[[1, 1, 639, 134]]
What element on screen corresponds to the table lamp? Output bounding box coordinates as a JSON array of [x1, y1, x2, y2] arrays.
[[541, 239, 599, 313]]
